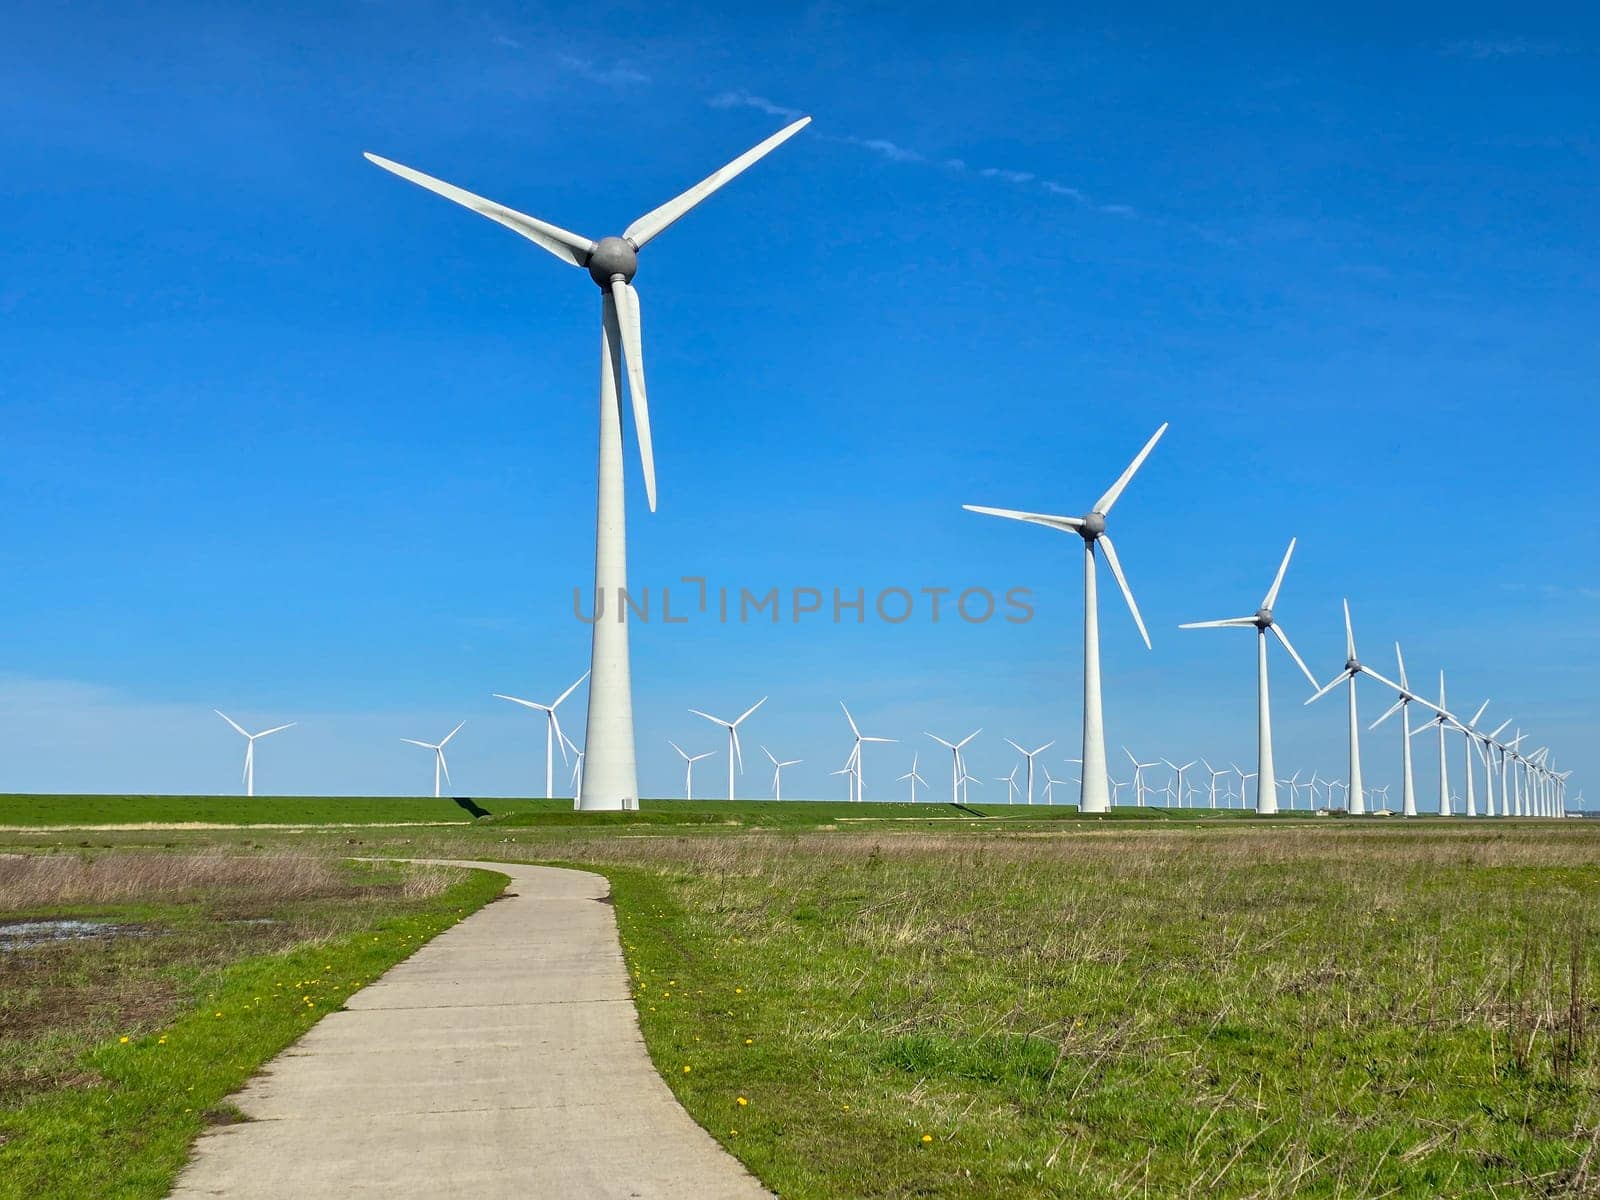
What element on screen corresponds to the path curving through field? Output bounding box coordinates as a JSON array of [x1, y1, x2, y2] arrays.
[[169, 860, 770, 1199]]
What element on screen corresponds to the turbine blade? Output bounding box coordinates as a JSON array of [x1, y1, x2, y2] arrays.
[[1178, 617, 1257, 629], [440, 720, 466, 746], [926, 734, 956, 749], [493, 693, 545, 711], [624, 117, 811, 249], [840, 702, 860, 737], [609, 281, 657, 512], [1469, 699, 1491, 727], [1305, 669, 1354, 705], [1261, 537, 1296, 609], [1394, 642, 1409, 691], [552, 671, 591, 708], [255, 722, 296, 739], [438, 750, 452, 787], [400, 739, 434, 749], [735, 696, 768, 726], [1093, 422, 1169, 515], [962, 504, 1085, 534], [363, 153, 594, 266], [1370, 697, 1404, 729], [551, 710, 569, 765], [669, 740, 688, 761], [1004, 738, 1025, 755], [1343, 599, 1356, 660], [214, 710, 249, 738], [956, 729, 981, 749], [1097, 534, 1151, 649], [689, 708, 728, 727], [1269, 623, 1320, 688]]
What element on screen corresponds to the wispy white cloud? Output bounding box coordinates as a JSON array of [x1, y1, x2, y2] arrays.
[[1441, 37, 1566, 58], [559, 55, 650, 87], [493, 34, 523, 50], [706, 93, 1146, 224], [708, 90, 805, 120]]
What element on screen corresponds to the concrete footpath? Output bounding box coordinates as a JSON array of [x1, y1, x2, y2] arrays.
[[170, 860, 771, 1199]]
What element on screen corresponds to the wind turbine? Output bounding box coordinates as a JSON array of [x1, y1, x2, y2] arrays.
[[1231, 763, 1258, 810], [668, 741, 715, 801], [964, 423, 1168, 813], [993, 765, 1022, 804], [689, 697, 767, 801], [1369, 644, 1441, 818], [1178, 538, 1318, 815], [1004, 739, 1056, 806], [1200, 759, 1228, 810], [1476, 718, 1511, 816], [1305, 601, 1402, 816], [1042, 766, 1069, 805], [1412, 680, 1479, 817], [493, 671, 589, 799], [563, 731, 586, 796], [401, 721, 465, 798], [1163, 759, 1197, 812], [1123, 747, 1160, 807], [829, 765, 854, 801], [762, 747, 801, 801], [368, 119, 811, 812], [927, 730, 981, 805], [898, 753, 928, 803], [840, 703, 895, 802], [214, 711, 296, 797]]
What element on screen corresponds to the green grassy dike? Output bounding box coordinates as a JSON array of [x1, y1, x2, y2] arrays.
[[0, 864, 507, 1199]]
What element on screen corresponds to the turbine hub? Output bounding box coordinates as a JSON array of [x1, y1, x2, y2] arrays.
[[587, 236, 638, 288], [1346, 657, 1360, 672], [1255, 606, 1274, 627], [1080, 511, 1107, 541]]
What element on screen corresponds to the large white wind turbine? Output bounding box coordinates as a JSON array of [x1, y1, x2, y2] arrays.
[[762, 747, 802, 802], [1042, 766, 1069, 805], [1369, 645, 1445, 818], [368, 119, 810, 812], [667, 741, 715, 801], [1200, 759, 1228, 809], [214, 711, 296, 798], [1304, 601, 1401, 816], [927, 730, 981, 805], [493, 671, 589, 799], [964, 423, 1168, 813], [840, 703, 895, 802], [689, 697, 767, 801], [1004, 739, 1056, 806], [1122, 747, 1160, 807], [898, 753, 928, 803], [401, 721, 465, 798], [1163, 759, 1197, 810], [1178, 538, 1318, 815], [995, 765, 1021, 804], [1410, 678, 1477, 817]]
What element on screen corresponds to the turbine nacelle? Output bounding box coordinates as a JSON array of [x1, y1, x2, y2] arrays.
[[1254, 606, 1275, 627], [1078, 511, 1108, 541], [586, 235, 638, 287]]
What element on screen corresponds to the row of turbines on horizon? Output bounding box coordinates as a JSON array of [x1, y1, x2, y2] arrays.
[[198, 117, 1576, 817]]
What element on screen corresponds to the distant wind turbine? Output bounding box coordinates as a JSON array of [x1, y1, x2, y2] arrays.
[[1305, 601, 1403, 816], [689, 697, 767, 801], [1163, 760, 1197, 811], [1123, 747, 1160, 807], [1179, 538, 1318, 815], [214, 711, 296, 798], [964, 423, 1168, 813], [401, 721, 465, 798], [1004, 739, 1056, 806], [1370, 644, 1443, 818], [762, 746, 801, 801], [367, 118, 811, 810], [840, 703, 895, 802], [493, 671, 589, 799], [898, 753, 928, 803], [927, 729, 981, 805], [668, 741, 715, 801]]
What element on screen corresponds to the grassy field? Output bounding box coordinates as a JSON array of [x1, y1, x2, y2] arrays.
[[3, 804, 1597, 1197], [0, 851, 506, 1199], [1, 792, 1295, 830]]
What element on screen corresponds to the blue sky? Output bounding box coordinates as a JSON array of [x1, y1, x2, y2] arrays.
[[3, 2, 1596, 804]]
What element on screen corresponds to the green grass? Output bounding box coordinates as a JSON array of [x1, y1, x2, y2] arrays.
[[0, 793, 552, 826], [0, 855, 506, 1199]]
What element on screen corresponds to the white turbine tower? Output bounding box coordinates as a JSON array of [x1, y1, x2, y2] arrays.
[[762, 747, 801, 801], [964, 423, 1168, 814], [1369, 644, 1442, 818], [840, 703, 895, 802], [368, 118, 810, 812], [214, 711, 296, 798], [1004, 739, 1056, 806], [927, 730, 981, 805], [493, 671, 589, 800], [689, 698, 767, 801], [401, 721, 465, 798], [667, 741, 714, 801], [898, 753, 928, 803], [1305, 601, 1401, 817], [829, 765, 855, 800], [1164, 760, 1197, 810], [1411, 679, 1478, 817], [1178, 538, 1318, 815]]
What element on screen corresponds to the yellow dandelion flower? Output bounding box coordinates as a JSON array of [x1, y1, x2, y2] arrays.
[[737, 1097, 748, 1107], [921, 1134, 933, 1144], [119, 1036, 129, 1044], [744, 1038, 753, 1045], [682, 1065, 692, 1074]]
